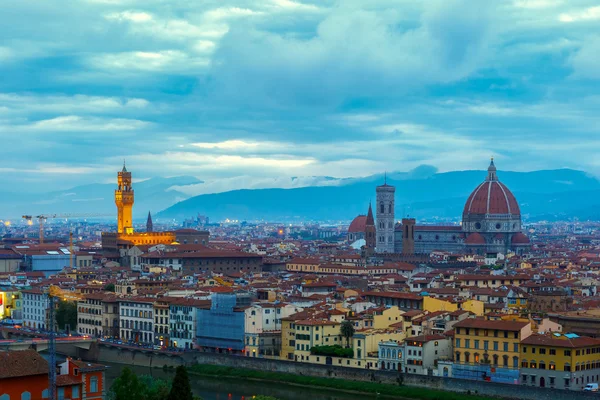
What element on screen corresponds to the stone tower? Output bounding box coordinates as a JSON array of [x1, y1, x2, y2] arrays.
[[376, 175, 395, 253], [401, 217, 416, 254], [115, 162, 134, 234], [364, 202, 376, 256], [146, 211, 153, 233]]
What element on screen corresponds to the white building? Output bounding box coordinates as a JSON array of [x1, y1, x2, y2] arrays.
[[379, 340, 403, 371], [119, 298, 154, 343], [170, 298, 207, 349], [403, 334, 452, 375], [22, 288, 49, 330], [244, 303, 303, 357]]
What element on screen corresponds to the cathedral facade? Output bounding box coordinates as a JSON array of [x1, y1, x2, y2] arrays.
[[349, 160, 531, 256]]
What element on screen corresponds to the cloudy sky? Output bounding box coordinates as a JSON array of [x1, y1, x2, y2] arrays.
[[1, 0, 600, 193]]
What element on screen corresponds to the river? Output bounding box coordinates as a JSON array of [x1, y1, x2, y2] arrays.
[[104, 362, 379, 400]]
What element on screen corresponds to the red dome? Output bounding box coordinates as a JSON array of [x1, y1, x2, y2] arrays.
[[465, 232, 486, 245], [511, 232, 530, 245], [348, 215, 367, 233], [463, 181, 520, 217]]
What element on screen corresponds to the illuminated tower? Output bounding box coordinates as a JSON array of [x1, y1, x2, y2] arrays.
[[115, 162, 134, 234]]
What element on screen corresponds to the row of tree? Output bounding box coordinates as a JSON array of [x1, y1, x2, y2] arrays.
[[110, 366, 196, 400], [110, 367, 280, 400]]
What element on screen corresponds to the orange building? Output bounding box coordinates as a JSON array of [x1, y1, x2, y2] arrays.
[[0, 350, 49, 399], [57, 358, 107, 400]]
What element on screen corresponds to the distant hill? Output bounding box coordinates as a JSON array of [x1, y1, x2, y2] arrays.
[[157, 168, 600, 222]]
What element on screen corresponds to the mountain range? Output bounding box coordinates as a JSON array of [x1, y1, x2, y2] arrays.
[[3, 167, 600, 223], [157, 167, 600, 222]]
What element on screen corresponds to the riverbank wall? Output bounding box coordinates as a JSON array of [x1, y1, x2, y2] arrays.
[[95, 344, 596, 400]]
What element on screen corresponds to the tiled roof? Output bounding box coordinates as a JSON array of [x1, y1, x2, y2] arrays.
[[454, 318, 529, 331], [0, 350, 48, 379]]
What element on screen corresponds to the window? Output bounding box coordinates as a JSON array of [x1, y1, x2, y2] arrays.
[[513, 343, 519, 353], [539, 348, 546, 355], [503, 342, 508, 352], [549, 349, 556, 355], [564, 363, 571, 372], [57, 388, 64, 400], [90, 377, 98, 393], [564, 350, 571, 356], [493, 341, 499, 351], [42, 390, 49, 399], [522, 375, 527, 383], [22, 394, 31, 400], [465, 339, 470, 349]]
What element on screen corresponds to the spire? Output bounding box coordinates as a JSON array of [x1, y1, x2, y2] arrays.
[[146, 211, 153, 232], [122, 159, 127, 173], [366, 202, 375, 225], [487, 157, 497, 181]]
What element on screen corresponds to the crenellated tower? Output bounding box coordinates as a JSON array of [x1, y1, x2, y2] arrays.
[[115, 162, 134, 234]]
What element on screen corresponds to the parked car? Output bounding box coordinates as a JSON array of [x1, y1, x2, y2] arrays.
[[584, 383, 599, 392]]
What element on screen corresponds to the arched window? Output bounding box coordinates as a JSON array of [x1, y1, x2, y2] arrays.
[[539, 361, 546, 370], [493, 354, 499, 366], [503, 355, 509, 367], [455, 351, 461, 362], [380, 203, 384, 214], [42, 389, 49, 399], [0, 394, 10, 400], [21, 392, 31, 400], [388, 204, 392, 213], [521, 359, 528, 368]]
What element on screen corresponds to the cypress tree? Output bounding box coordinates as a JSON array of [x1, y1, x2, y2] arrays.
[[168, 366, 193, 400]]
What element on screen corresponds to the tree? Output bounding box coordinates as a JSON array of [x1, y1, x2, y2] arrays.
[[139, 375, 171, 400], [168, 366, 193, 400], [104, 283, 116, 292], [109, 367, 145, 400], [55, 300, 77, 332], [340, 320, 355, 348]]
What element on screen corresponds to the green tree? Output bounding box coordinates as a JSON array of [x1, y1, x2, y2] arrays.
[[55, 300, 77, 332], [340, 320, 355, 348], [109, 367, 145, 400], [139, 375, 171, 400], [168, 366, 193, 400], [104, 283, 116, 292]]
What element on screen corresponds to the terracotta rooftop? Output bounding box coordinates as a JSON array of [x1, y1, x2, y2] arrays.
[[454, 318, 529, 331], [0, 350, 49, 379]]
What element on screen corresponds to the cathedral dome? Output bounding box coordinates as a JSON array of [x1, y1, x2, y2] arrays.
[[348, 215, 367, 233], [511, 232, 530, 245], [465, 232, 486, 245], [463, 159, 520, 217]]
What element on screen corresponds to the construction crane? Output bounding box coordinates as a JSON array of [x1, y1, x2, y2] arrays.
[[46, 285, 84, 400], [22, 213, 112, 244]]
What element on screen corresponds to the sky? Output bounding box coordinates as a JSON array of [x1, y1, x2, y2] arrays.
[[1, 0, 600, 194]]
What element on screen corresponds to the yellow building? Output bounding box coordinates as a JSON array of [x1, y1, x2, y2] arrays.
[[293, 319, 342, 362], [460, 299, 484, 316], [454, 318, 532, 369], [423, 297, 458, 313], [520, 332, 600, 390]]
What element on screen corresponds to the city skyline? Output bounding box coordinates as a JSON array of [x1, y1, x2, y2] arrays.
[[1, 0, 600, 193]]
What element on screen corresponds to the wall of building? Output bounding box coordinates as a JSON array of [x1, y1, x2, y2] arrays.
[[92, 346, 600, 400]]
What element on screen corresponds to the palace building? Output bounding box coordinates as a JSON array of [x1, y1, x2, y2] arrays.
[[348, 160, 531, 256], [102, 164, 209, 251]]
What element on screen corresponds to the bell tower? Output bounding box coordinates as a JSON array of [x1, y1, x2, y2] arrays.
[[115, 162, 134, 234]]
